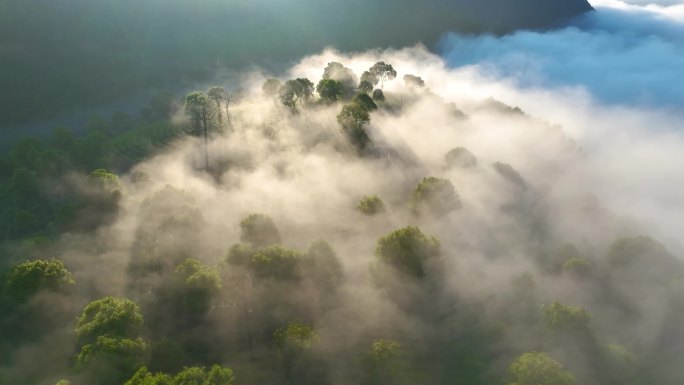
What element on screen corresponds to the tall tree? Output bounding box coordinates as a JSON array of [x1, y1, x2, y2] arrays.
[[369, 62, 397, 89], [279, 78, 314, 114], [185, 91, 217, 168], [207, 87, 228, 125]]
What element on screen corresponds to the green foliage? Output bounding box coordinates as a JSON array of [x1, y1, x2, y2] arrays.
[[375, 227, 440, 278], [55, 380, 71, 385], [75, 335, 147, 371], [337, 104, 371, 150], [507, 352, 576, 385], [606, 236, 672, 268], [359, 80, 374, 94], [409, 177, 461, 216], [361, 71, 380, 86], [3, 258, 74, 302], [372, 89, 385, 102], [316, 79, 344, 104], [357, 195, 386, 215], [174, 367, 207, 385], [362, 339, 409, 385], [239, 213, 282, 247], [185, 92, 217, 136], [249, 245, 302, 280], [542, 302, 591, 331], [562, 257, 592, 278], [444, 147, 477, 169], [205, 364, 235, 385], [305, 240, 343, 289], [125, 367, 172, 385], [89, 168, 122, 193], [279, 78, 315, 112], [274, 322, 319, 349], [225, 243, 254, 266], [174, 259, 222, 314], [369, 62, 397, 88], [75, 297, 144, 343], [353, 94, 378, 111]]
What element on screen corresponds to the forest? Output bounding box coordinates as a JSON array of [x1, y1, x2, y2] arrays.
[[0, 48, 682, 385]]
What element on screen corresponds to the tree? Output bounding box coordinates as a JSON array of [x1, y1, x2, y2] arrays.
[[444, 147, 477, 169], [403, 74, 425, 88], [316, 79, 343, 104], [542, 302, 591, 331], [358, 80, 374, 94], [372, 89, 385, 102], [305, 240, 343, 291], [3, 258, 75, 303], [362, 339, 409, 385], [185, 91, 217, 168], [249, 245, 302, 280], [507, 352, 576, 385], [279, 78, 314, 114], [358, 195, 386, 215], [361, 71, 379, 87], [409, 177, 461, 216], [174, 367, 207, 385], [124, 367, 172, 385], [173, 258, 221, 315], [263, 78, 283, 107], [274, 322, 320, 385], [369, 62, 397, 89], [322, 62, 358, 98], [353, 93, 378, 111], [337, 104, 371, 151], [207, 87, 228, 125], [75, 297, 144, 345], [239, 213, 281, 247], [205, 364, 235, 385], [375, 226, 440, 278], [493, 162, 526, 189]]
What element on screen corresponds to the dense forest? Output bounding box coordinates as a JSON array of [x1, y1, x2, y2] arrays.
[[1, 48, 682, 385]]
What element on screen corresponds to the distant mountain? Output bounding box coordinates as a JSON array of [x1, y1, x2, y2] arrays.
[[0, 0, 593, 127]]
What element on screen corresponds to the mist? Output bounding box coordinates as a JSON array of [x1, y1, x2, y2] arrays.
[[1, 1, 683, 385]]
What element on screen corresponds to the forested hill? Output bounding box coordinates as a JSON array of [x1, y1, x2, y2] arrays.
[[0, 0, 592, 126]]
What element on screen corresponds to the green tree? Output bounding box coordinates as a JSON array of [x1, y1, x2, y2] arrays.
[[507, 352, 576, 385], [337, 104, 371, 151], [279, 78, 315, 113], [369, 62, 397, 89], [542, 302, 591, 331], [372, 89, 385, 102], [124, 367, 172, 385], [409, 177, 461, 216], [359, 80, 374, 94], [207, 87, 228, 125], [353, 93, 378, 111], [185, 91, 217, 168], [249, 245, 302, 280], [316, 79, 343, 104], [3, 258, 75, 302], [361, 71, 379, 87], [75, 297, 144, 344], [173, 258, 222, 314], [239, 213, 281, 247], [174, 367, 207, 385], [322, 61, 358, 98], [305, 240, 343, 291], [205, 364, 235, 385], [375, 226, 440, 278], [358, 195, 386, 215], [362, 339, 409, 385]]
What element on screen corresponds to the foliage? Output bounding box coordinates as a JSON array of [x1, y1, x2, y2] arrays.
[[493, 162, 526, 189], [279, 78, 315, 112], [249, 245, 302, 280], [562, 257, 592, 278], [372, 89, 385, 102], [305, 240, 343, 289], [316, 79, 343, 104], [409, 177, 461, 216], [184, 92, 217, 136], [239, 213, 282, 247], [337, 104, 371, 150], [542, 302, 591, 331], [369, 62, 397, 88], [74, 335, 147, 371], [403, 74, 425, 88], [357, 195, 386, 215], [75, 297, 144, 343], [362, 339, 409, 385], [444, 147, 477, 169], [274, 322, 319, 349], [507, 352, 576, 385], [375, 227, 440, 278], [353, 94, 378, 111], [3, 258, 74, 302], [359, 80, 374, 94], [173, 258, 222, 314]]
